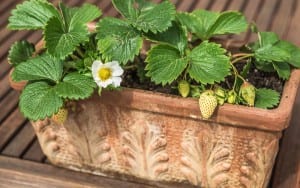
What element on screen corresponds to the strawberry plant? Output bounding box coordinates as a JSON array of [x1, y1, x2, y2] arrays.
[[7, 0, 300, 121]]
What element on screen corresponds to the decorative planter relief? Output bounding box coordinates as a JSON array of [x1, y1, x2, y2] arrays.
[[28, 75, 299, 187]]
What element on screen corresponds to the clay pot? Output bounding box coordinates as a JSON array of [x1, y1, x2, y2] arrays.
[[31, 69, 300, 187], [18, 24, 300, 187], [8, 68, 27, 91]]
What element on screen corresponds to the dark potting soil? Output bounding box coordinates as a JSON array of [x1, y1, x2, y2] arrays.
[[121, 57, 284, 97]]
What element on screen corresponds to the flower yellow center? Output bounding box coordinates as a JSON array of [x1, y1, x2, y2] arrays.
[[98, 67, 112, 81]]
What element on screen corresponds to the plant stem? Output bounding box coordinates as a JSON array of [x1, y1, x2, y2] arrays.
[[232, 53, 252, 58], [230, 62, 246, 90], [76, 47, 85, 58], [231, 54, 254, 64], [70, 54, 80, 60], [237, 74, 246, 82], [123, 64, 137, 70]]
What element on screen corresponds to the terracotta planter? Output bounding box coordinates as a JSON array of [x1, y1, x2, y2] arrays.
[[8, 68, 27, 91], [8, 31, 300, 186], [24, 69, 299, 187]]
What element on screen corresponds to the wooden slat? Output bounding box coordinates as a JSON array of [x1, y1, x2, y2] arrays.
[[0, 109, 26, 150], [0, 75, 11, 100], [234, 0, 262, 43], [95, 0, 120, 17], [226, 0, 247, 11], [192, 0, 211, 11], [209, 0, 231, 12], [0, 90, 19, 123], [0, 1, 15, 13], [285, 0, 300, 45], [247, 0, 279, 43], [1, 122, 36, 157], [0, 156, 153, 188], [175, 0, 197, 11], [22, 139, 45, 162], [270, 0, 295, 38], [253, 0, 280, 31]]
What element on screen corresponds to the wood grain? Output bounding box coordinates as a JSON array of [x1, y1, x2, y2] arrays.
[[0, 156, 153, 188]]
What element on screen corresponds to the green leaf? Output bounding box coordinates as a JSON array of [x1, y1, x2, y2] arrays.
[[113, 0, 175, 33], [259, 32, 279, 46], [8, 40, 35, 66], [44, 3, 101, 59], [177, 10, 218, 40], [254, 44, 291, 62], [8, 0, 60, 30], [131, 0, 176, 33], [273, 62, 290, 80], [96, 17, 142, 64], [276, 41, 300, 68], [55, 73, 96, 100], [112, 0, 137, 19], [70, 4, 102, 26], [12, 54, 63, 82], [188, 41, 230, 84], [289, 47, 300, 68], [192, 10, 219, 35], [145, 45, 188, 85], [250, 32, 280, 51], [253, 32, 296, 64], [177, 10, 247, 40], [144, 21, 188, 54], [44, 16, 87, 59], [254, 61, 275, 72], [255, 88, 280, 109], [19, 82, 63, 121], [208, 11, 248, 36]]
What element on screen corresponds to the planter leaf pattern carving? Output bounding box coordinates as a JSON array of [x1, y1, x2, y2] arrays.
[[32, 104, 115, 170], [120, 120, 169, 180], [240, 139, 278, 188], [30, 96, 281, 188], [65, 104, 113, 169], [181, 128, 232, 187]]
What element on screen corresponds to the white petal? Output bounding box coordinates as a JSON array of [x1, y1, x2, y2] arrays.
[[96, 79, 113, 88], [92, 60, 103, 79], [108, 61, 124, 76], [92, 60, 103, 71], [112, 66, 124, 76], [112, 76, 122, 87], [106, 61, 119, 67]]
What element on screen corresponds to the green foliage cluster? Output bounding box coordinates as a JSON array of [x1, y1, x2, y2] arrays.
[[7, 0, 300, 121]]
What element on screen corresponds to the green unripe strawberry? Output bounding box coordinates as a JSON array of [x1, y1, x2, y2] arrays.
[[178, 80, 190, 98], [227, 90, 237, 104], [198, 90, 218, 119], [52, 108, 68, 125], [214, 86, 226, 105], [190, 86, 201, 98], [240, 82, 256, 106]]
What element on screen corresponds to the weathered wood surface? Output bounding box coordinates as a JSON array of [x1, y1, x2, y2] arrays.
[[0, 0, 300, 187], [0, 156, 153, 188]]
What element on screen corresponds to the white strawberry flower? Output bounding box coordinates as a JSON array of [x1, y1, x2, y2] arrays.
[[92, 60, 124, 88]]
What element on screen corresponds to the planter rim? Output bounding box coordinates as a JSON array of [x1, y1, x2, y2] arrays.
[[99, 69, 300, 132]]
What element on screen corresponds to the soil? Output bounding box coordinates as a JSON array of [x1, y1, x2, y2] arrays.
[[121, 56, 284, 97]]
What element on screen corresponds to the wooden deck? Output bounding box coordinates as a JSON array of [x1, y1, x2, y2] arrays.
[[0, 0, 300, 187]]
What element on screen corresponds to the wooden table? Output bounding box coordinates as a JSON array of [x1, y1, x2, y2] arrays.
[[1, 0, 300, 187]]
